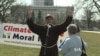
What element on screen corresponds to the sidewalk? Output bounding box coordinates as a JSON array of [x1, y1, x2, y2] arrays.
[[82, 31, 100, 34]]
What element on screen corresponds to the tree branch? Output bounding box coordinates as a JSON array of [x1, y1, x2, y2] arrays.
[[93, 0, 100, 13]]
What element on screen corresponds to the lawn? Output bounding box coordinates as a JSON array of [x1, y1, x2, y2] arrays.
[[0, 44, 40, 56], [0, 32, 100, 56], [80, 32, 100, 56]]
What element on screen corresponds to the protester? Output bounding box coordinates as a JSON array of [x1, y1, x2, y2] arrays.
[[27, 6, 74, 56], [59, 24, 87, 56]]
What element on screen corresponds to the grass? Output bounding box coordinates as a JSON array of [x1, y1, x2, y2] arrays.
[[0, 32, 100, 56], [0, 44, 40, 56], [80, 32, 100, 56]]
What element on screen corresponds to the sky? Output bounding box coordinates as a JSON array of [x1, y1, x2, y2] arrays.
[[54, 0, 75, 6], [16, 0, 75, 6]]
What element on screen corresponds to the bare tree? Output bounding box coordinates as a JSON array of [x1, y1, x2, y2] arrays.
[[74, 0, 100, 30], [10, 5, 28, 24], [93, 0, 100, 13], [74, 0, 88, 16], [85, 8, 94, 29], [97, 20, 100, 29], [0, 0, 15, 22]]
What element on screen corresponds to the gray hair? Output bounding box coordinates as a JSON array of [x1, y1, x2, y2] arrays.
[[67, 24, 77, 34]]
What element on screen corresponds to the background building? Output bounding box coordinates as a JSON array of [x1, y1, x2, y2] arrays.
[[33, 0, 44, 6], [10, 6, 67, 24], [33, 6, 67, 25], [33, 0, 54, 6], [44, 0, 54, 6]]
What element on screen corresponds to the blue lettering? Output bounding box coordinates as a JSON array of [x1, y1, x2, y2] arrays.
[[13, 33, 35, 41], [20, 36, 24, 40], [24, 36, 27, 40], [28, 36, 32, 41], [3, 34, 6, 38], [32, 35, 34, 41], [13, 33, 19, 39]]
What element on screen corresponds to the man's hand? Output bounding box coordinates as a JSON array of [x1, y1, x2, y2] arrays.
[[27, 6, 33, 19], [67, 7, 74, 16]]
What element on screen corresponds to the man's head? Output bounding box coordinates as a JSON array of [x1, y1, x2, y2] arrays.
[[67, 24, 78, 35], [45, 14, 54, 24]]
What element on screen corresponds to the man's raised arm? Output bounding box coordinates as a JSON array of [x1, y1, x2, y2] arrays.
[[27, 6, 44, 35], [55, 7, 74, 35]]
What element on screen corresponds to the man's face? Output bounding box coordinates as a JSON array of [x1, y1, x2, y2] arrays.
[[46, 17, 53, 24]]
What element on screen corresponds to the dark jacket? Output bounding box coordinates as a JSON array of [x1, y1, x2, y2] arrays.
[[27, 16, 72, 56]]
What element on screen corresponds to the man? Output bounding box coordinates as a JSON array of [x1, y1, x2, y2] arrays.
[[27, 6, 74, 56], [59, 24, 87, 56]]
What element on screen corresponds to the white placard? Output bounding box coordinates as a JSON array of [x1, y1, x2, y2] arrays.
[[2, 23, 41, 48]]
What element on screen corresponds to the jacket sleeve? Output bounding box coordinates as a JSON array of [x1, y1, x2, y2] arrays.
[[59, 38, 70, 55], [54, 16, 72, 35], [27, 18, 44, 35]]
